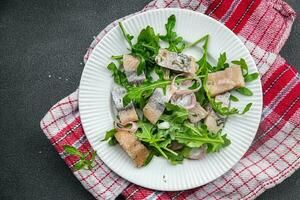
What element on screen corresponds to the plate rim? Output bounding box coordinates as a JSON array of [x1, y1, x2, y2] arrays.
[[79, 8, 263, 191]]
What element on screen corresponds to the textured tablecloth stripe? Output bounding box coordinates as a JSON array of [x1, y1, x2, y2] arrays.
[[40, 0, 299, 199]]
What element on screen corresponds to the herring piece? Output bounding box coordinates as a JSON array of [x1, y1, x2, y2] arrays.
[[171, 93, 196, 109], [143, 87, 172, 124], [204, 112, 222, 134], [115, 131, 149, 167], [155, 49, 197, 74], [187, 146, 207, 160], [204, 93, 230, 133], [111, 86, 138, 124], [188, 102, 208, 123], [118, 104, 139, 124], [206, 66, 245, 97], [111, 86, 127, 110], [123, 54, 146, 84]]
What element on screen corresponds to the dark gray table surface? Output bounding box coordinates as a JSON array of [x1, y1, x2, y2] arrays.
[[0, 0, 299, 199]]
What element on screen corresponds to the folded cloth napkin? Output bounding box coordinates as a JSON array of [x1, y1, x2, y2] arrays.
[[40, 0, 300, 199]]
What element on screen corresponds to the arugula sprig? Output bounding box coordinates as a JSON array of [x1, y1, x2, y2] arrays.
[[107, 62, 129, 88], [119, 22, 134, 47], [137, 104, 231, 165], [194, 38, 253, 116], [122, 76, 201, 106], [160, 103, 189, 124], [136, 121, 169, 159], [160, 15, 185, 53], [63, 145, 97, 170], [175, 122, 231, 152], [119, 22, 160, 76], [231, 58, 259, 96], [123, 79, 170, 106], [212, 52, 229, 72], [102, 128, 117, 145], [196, 35, 210, 75]]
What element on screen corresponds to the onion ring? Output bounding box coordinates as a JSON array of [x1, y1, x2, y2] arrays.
[[184, 94, 197, 109], [114, 121, 138, 133], [171, 93, 197, 109], [171, 74, 202, 95]]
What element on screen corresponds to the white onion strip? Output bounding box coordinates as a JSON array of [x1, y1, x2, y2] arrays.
[[185, 94, 197, 109], [115, 121, 138, 133], [171, 93, 197, 109], [171, 74, 202, 95]]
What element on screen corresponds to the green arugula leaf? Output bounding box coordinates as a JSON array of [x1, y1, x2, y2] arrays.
[[102, 129, 117, 146], [74, 161, 84, 170], [196, 35, 209, 75], [136, 54, 146, 75], [206, 133, 231, 153], [154, 65, 165, 81], [160, 15, 185, 53], [131, 26, 160, 76], [211, 52, 229, 72], [174, 123, 230, 151], [185, 34, 209, 49], [119, 22, 133, 47], [164, 151, 184, 165], [123, 79, 170, 106], [135, 26, 160, 52], [107, 62, 129, 88], [108, 138, 117, 145], [209, 98, 239, 116], [244, 72, 259, 82], [232, 58, 248, 76], [111, 55, 123, 60], [229, 95, 239, 102], [143, 150, 156, 166], [195, 87, 208, 105], [102, 128, 116, 141], [236, 87, 253, 96], [160, 103, 189, 124], [63, 145, 97, 171], [240, 103, 252, 114], [63, 145, 83, 157], [136, 121, 169, 158]]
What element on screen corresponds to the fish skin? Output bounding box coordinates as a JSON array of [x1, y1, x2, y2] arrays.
[[155, 49, 197, 74], [111, 86, 127, 110], [118, 104, 139, 124], [188, 102, 208, 123], [123, 54, 146, 84], [206, 66, 245, 97], [204, 92, 231, 133], [143, 87, 172, 124], [111, 86, 138, 124], [115, 131, 149, 167]]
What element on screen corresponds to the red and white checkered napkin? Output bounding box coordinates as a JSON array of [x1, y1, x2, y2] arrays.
[[40, 0, 300, 199]]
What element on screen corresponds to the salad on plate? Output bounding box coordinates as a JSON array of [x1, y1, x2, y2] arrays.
[[102, 15, 259, 167]]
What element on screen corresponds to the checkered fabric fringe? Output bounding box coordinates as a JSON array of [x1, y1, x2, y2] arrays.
[[40, 0, 299, 199]]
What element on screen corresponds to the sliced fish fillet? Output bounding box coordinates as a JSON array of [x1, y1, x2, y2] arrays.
[[204, 92, 231, 133], [155, 49, 197, 74], [111, 86, 138, 124], [188, 102, 208, 123], [115, 131, 149, 167], [206, 66, 245, 97], [143, 87, 172, 124], [123, 54, 146, 84]]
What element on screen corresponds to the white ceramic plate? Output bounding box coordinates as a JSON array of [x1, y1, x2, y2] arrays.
[[79, 8, 262, 191]]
